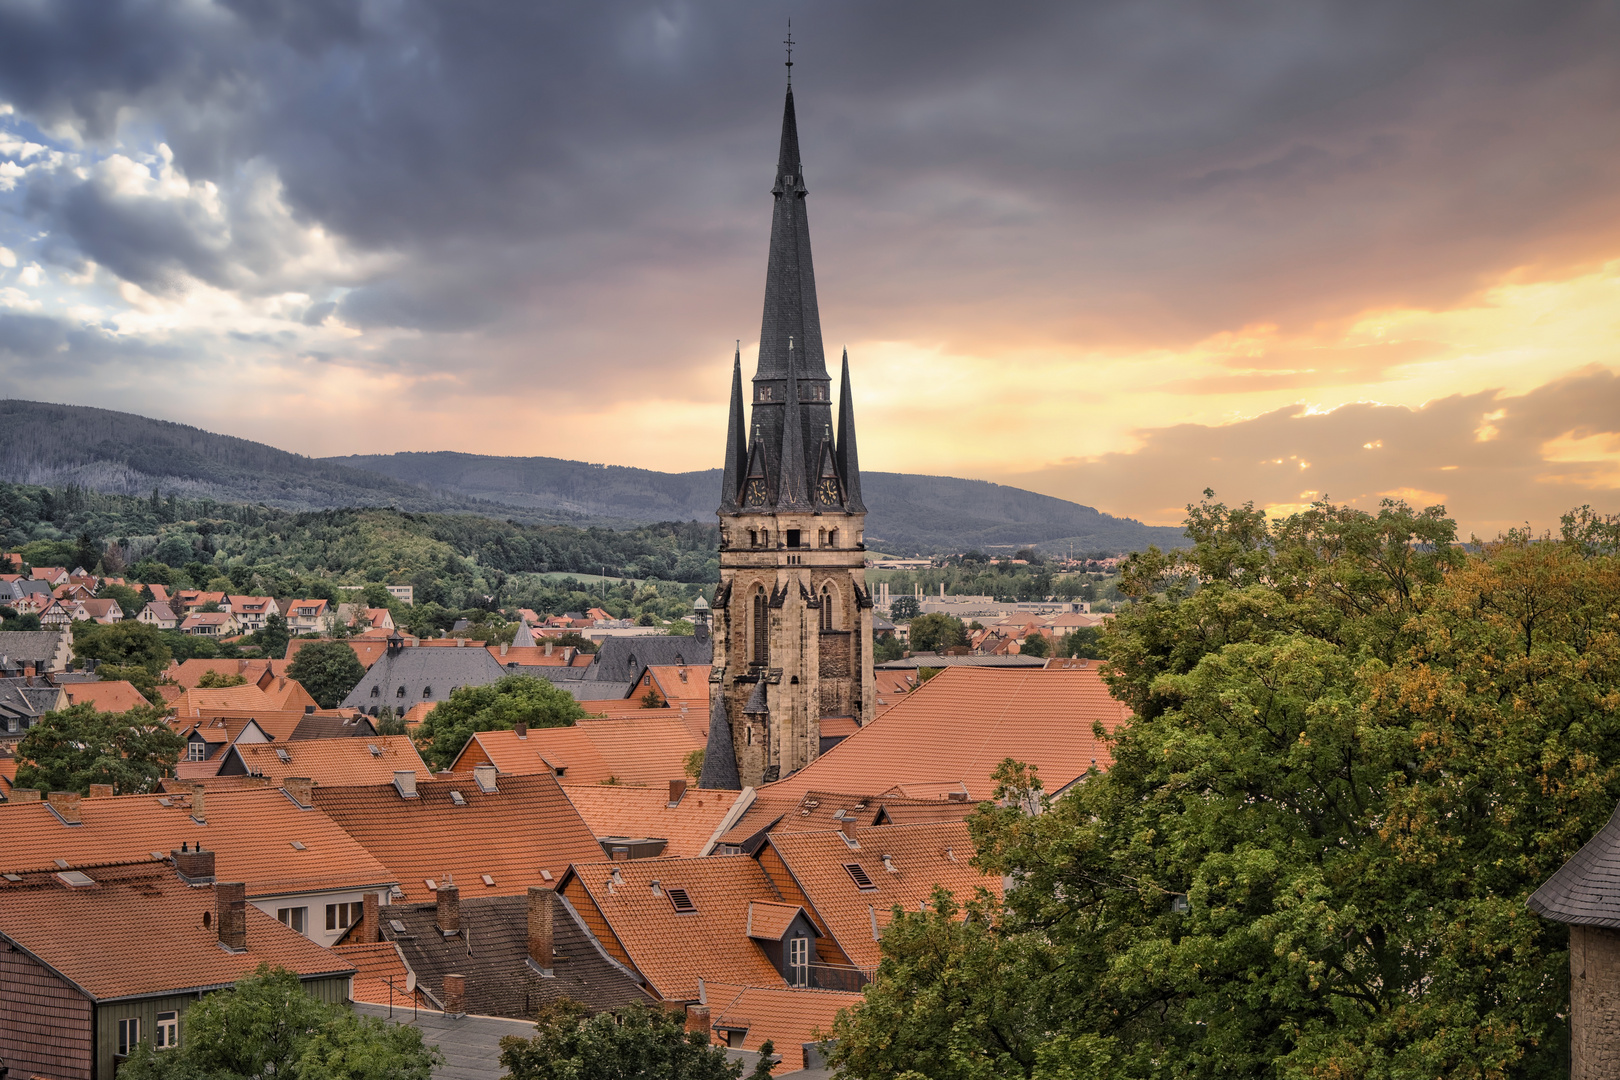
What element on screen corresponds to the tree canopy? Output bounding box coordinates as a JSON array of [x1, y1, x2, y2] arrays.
[[499, 1000, 752, 1080], [15, 703, 182, 795], [413, 674, 586, 770], [286, 641, 368, 709], [831, 496, 1620, 1080], [908, 613, 967, 653]]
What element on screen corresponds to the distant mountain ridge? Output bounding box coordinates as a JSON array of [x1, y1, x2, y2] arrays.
[[0, 400, 1184, 553]]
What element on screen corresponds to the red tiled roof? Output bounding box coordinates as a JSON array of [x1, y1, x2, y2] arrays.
[[744, 900, 809, 941], [166, 659, 274, 689], [62, 681, 150, 713], [334, 941, 418, 1007], [284, 637, 392, 669], [560, 784, 746, 857], [761, 667, 1128, 801], [0, 788, 396, 898], [763, 821, 1000, 969], [560, 855, 788, 1000], [0, 863, 354, 1001], [171, 684, 276, 716], [311, 772, 604, 903], [703, 982, 863, 1072], [218, 735, 429, 787], [455, 716, 702, 786]]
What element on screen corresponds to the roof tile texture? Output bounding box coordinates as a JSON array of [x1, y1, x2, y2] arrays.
[[223, 735, 429, 786], [704, 982, 862, 1072], [560, 784, 745, 857]]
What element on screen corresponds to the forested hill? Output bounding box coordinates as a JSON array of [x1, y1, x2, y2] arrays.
[[0, 400, 1184, 554]]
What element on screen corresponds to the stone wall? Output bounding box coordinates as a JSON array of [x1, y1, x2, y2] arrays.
[[1572, 923, 1620, 1080]]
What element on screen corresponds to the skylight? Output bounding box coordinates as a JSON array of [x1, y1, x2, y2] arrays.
[[289, 841, 306, 851], [843, 863, 876, 890], [55, 870, 95, 888], [389, 919, 408, 934], [449, 790, 466, 806]]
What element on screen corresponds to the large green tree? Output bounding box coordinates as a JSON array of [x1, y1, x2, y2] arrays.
[[499, 1001, 749, 1080], [71, 620, 173, 673], [413, 674, 585, 770], [908, 612, 967, 653], [15, 703, 183, 795], [833, 496, 1620, 1080], [120, 964, 439, 1079], [286, 641, 367, 709]]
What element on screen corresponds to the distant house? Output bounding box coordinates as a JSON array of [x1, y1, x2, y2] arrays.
[[174, 590, 227, 615], [0, 859, 355, 1080], [78, 599, 124, 625], [136, 602, 178, 630], [222, 595, 279, 632], [39, 599, 87, 628], [340, 638, 506, 714], [63, 681, 151, 714], [0, 678, 68, 737], [0, 630, 75, 674], [179, 612, 239, 637], [283, 598, 334, 635], [30, 567, 70, 586]]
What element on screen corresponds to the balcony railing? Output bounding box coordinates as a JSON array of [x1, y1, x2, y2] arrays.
[[808, 962, 875, 992]]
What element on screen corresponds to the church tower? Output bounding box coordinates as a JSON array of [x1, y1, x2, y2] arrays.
[[702, 82, 874, 790]]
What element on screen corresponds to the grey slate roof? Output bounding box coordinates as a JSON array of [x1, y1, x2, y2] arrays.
[[585, 635, 712, 687], [291, 713, 377, 740], [699, 691, 740, 790], [0, 631, 69, 666], [343, 645, 508, 710], [1528, 801, 1620, 927], [0, 678, 62, 729], [378, 894, 649, 1019], [875, 654, 1047, 669]]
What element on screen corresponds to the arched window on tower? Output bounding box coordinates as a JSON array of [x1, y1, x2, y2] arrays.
[[752, 587, 769, 665], [829, 529, 839, 548], [820, 584, 835, 632]]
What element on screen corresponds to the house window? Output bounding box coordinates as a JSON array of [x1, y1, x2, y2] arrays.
[[422, 686, 432, 698], [277, 906, 308, 933], [326, 901, 361, 931], [748, 529, 758, 547], [117, 1017, 141, 1056], [155, 1011, 178, 1049], [761, 530, 770, 547], [187, 741, 206, 762], [829, 529, 839, 547], [788, 935, 809, 985], [396, 685, 406, 698], [370, 686, 380, 698]]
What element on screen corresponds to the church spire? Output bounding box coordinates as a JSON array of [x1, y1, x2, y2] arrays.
[[776, 336, 811, 511], [718, 345, 746, 512], [837, 348, 865, 512]]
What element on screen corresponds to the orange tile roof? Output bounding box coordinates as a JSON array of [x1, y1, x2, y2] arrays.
[[219, 735, 429, 787], [761, 666, 1129, 802], [561, 855, 788, 1000], [703, 983, 863, 1072], [166, 658, 274, 689], [560, 784, 746, 857], [284, 637, 392, 669], [334, 941, 418, 1007], [0, 788, 396, 897], [744, 900, 809, 941], [311, 772, 604, 903], [455, 716, 702, 786], [173, 712, 306, 746], [873, 670, 916, 716], [716, 790, 974, 851], [487, 645, 579, 667], [171, 683, 278, 717], [764, 822, 999, 969], [646, 665, 711, 707], [400, 702, 435, 729], [0, 863, 354, 1001], [62, 680, 150, 713], [261, 677, 319, 713]]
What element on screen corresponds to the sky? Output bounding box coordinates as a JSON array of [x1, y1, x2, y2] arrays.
[[1, 1, 1619, 537]]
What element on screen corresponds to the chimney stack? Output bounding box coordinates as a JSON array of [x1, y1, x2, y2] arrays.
[[393, 770, 418, 799], [500, 642, 509, 657], [437, 884, 460, 935], [190, 784, 207, 824], [282, 777, 314, 808], [473, 765, 498, 794], [456, 637, 466, 648], [442, 973, 466, 1016], [840, 818, 858, 841], [514, 722, 527, 739], [9, 788, 39, 803], [667, 779, 687, 807], [527, 886, 555, 974], [173, 843, 217, 884], [47, 791, 81, 825], [685, 1004, 711, 1038], [544, 642, 553, 657], [216, 882, 248, 951], [360, 891, 380, 944], [88, 783, 113, 799]]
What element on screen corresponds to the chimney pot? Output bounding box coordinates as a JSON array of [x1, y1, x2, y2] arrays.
[[10, 788, 40, 803], [360, 891, 380, 944], [544, 642, 553, 657], [87, 783, 113, 799], [47, 790, 81, 825], [685, 1004, 711, 1038], [437, 884, 461, 934], [282, 777, 314, 808], [442, 973, 466, 1016], [173, 844, 216, 884], [216, 881, 248, 951], [668, 779, 687, 806], [527, 885, 555, 974], [514, 722, 527, 739]]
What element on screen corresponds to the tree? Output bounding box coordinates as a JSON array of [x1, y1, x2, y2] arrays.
[[1055, 626, 1103, 659], [666, 618, 694, 636], [15, 703, 182, 795], [95, 663, 167, 705], [836, 495, 1620, 1080], [97, 582, 141, 616], [872, 635, 904, 664], [9, 612, 40, 631], [499, 1000, 742, 1080], [1018, 632, 1049, 658], [119, 964, 440, 1080], [684, 748, 704, 779], [908, 613, 966, 653], [71, 620, 173, 673], [255, 613, 291, 659], [285, 641, 367, 709], [72, 530, 98, 573], [414, 674, 586, 770], [197, 670, 248, 688], [890, 595, 921, 620]]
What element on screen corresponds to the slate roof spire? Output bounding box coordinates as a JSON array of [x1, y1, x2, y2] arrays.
[[719, 345, 746, 512], [775, 336, 811, 511], [836, 349, 866, 513], [698, 692, 741, 790]]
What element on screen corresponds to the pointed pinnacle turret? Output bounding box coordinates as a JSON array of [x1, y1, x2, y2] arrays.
[[698, 692, 741, 790], [837, 348, 866, 512], [775, 336, 811, 511], [719, 346, 746, 512]]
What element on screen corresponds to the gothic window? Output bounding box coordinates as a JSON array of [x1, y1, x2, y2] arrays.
[[817, 529, 826, 547], [749, 529, 758, 547], [752, 587, 769, 665], [761, 530, 771, 547], [829, 529, 839, 547], [821, 585, 835, 631]]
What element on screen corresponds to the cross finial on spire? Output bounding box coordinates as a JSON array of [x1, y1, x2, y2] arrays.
[[784, 20, 794, 85]]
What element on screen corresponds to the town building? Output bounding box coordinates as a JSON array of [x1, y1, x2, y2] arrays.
[[704, 83, 875, 791]]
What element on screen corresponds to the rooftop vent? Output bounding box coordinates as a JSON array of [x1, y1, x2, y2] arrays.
[[449, 790, 467, 806], [481, 874, 495, 887], [843, 863, 876, 890], [882, 855, 899, 874], [540, 869, 554, 882], [368, 744, 382, 757], [389, 918, 408, 934], [667, 887, 696, 913], [274, 748, 291, 763], [289, 841, 306, 851]]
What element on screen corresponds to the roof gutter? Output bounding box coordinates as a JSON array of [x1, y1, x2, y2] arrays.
[[698, 786, 757, 857]]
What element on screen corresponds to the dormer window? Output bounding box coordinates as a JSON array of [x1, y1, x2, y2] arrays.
[[422, 686, 432, 698], [370, 686, 380, 698], [396, 686, 406, 698]]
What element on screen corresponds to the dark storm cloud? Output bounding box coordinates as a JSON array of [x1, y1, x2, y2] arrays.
[[2, 1, 1619, 381]]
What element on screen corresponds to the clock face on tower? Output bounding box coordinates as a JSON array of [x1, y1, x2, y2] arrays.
[[816, 477, 841, 505], [744, 479, 769, 506]]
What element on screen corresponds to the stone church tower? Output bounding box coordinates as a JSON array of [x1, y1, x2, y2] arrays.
[[701, 84, 875, 790]]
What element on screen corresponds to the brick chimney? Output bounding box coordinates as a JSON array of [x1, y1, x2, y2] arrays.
[[668, 779, 687, 807], [190, 783, 207, 824], [685, 1004, 711, 1038], [437, 884, 460, 935], [216, 882, 248, 951], [88, 783, 113, 799], [359, 891, 380, 944], [514, 722, 527, 739], [527, 886, 555, 974], [282, 777, 314, 808], [9, 788, 39, 803], [173, 842, 217, 884], [47, 791, 81, 825], [840, 818, 858, 841], [442, 973, 466, 1016]]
